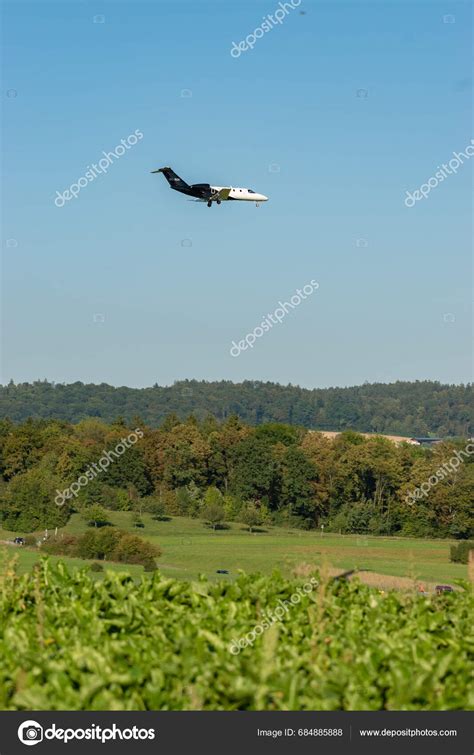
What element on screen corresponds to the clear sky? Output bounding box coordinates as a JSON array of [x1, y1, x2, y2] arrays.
[[2, 0, 472, 389]]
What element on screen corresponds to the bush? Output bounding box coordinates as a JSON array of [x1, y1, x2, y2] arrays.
[[44, 528, 160, 569], [296, 517, 316, 531], [324, 508, 350, 534], [450, 541, 474, 564], [325, 503, 399, 536], [89, 562, 104, 572], [42, 534, 79, 557], [367, 513, 394, 536], [270, 509, 301, 529], [112, 533, 160, 567], [139, 497, 166, 518], [76, 528, 122, 560], [399, 518, 438, 539]]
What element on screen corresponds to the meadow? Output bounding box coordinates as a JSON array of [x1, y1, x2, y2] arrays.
[[1, 513, 467, 587]]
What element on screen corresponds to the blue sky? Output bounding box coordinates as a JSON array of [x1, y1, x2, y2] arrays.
[[2, 0, 472, 388]]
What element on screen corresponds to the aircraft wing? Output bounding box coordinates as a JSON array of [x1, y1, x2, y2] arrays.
[[214, 187, 232, 201]]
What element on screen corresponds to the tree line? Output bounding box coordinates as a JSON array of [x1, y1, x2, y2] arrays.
[[0, 415, 472, 539], [0, 379, 472, 436]]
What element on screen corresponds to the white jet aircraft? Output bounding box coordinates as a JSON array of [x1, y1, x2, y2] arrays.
[[152, 166, 269, 207]]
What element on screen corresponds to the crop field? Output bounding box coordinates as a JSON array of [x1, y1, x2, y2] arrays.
[[0, 559, 472, 711], [0, 514, 468, 587]]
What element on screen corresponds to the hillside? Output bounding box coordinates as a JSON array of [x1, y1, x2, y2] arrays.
[[0, 379, 472, 436]]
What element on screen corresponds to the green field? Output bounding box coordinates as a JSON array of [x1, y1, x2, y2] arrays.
[[1, 513, 467, 586]]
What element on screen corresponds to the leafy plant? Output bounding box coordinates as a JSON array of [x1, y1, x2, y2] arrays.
[[0, 560, 471, 711], [450, 541, 474, 564]]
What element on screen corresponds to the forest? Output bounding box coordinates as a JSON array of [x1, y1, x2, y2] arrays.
[[0, 379, 472, 436], [0, 415, 472, 539]]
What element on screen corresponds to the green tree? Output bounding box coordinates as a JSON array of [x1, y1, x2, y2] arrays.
[[82, 505, 110, 528], [200, 487, 225, 528], [401, 443, 474, 538], [222, 494, 242, 521], [130, 511, 145, 528], [162, 424, 211, 489], [334, 437, 403, 512], [104, 446, 152, 496], [280, 446, 320, 525], [1, 418, 49, 480], [76, 480, 108, 508], [0, 467, 70, 532], [240, 502, 263, 533], [0, 380, 472, 436], [202, 502, 225, 530], [254, 423, 302, 446], [230, 436, 280, 506]]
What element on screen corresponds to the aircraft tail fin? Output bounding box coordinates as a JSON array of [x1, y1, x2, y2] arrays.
[[151, 167, 190, 191]]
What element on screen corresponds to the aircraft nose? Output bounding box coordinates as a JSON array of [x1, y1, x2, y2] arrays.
[[259, 194, 269, 201]]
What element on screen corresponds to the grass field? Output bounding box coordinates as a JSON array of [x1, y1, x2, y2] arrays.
[[0, 513, 467, 587]]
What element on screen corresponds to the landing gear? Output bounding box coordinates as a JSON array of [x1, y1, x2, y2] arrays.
[[216, 199, 221, 205], [207, 200, 212, 208], [256, 202, 260, 207]]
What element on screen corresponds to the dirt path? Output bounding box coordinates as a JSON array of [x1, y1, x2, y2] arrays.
[[294, 563, 454, 592]]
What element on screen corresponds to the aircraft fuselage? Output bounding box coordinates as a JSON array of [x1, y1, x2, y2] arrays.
[[152, 167, 269, 206]]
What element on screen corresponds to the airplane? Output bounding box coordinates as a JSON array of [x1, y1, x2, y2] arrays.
[[151, 166, 269, 207]]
